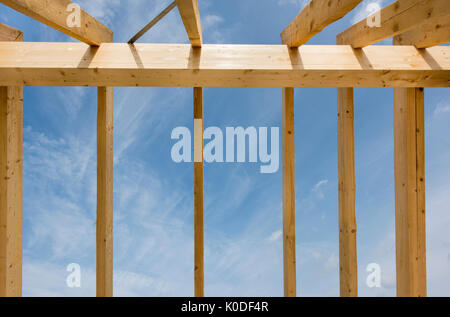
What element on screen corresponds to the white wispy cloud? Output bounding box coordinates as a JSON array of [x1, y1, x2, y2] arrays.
[[23, 125, 196, 296], [266, 230, 282, 243], [350, 0, 385, 25], [203, 14, 224, 28], [312, 179, 329, 200], [433, 101, 450, 116], [75, 0, 122, 28]]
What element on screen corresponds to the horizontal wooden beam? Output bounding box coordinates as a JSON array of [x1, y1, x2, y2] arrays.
[[337, 0, 450, 48], [0, 43, 448, 87], [0, 0, 112, 45], [0, 22, 22, 41], [393, 14, 450, 48], [281, 0, 362, 47], [175, 0, 202, 47]]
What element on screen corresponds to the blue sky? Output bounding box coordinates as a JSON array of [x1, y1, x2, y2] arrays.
[[1, 0, 449, 297]]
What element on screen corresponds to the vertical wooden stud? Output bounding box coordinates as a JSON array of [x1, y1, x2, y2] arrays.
[[337, 88, 358, 297], [97, 87, 114, 297], [0, 24, 23, 297], [394, 88, 427, 297], [282, 87, 296, 297], [194, 87, 204, 297]]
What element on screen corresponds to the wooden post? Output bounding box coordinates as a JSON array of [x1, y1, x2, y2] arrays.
[[337, 88, 358, 297], [95, 23, 114, 297], [96, 87, 113, 297], [193, 87, 204, 297], [0, 23, 23, 298], [393, 87, 427, 297], [282, 87, 296, 297]]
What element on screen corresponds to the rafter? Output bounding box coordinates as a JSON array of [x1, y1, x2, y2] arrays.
[[128, 1, 177, 44], [393, 14, 450, 48], [281, 0, 362, 47], [175, 0, 202, 47], [0, 0, 112, 45], [0, 22, 22, 41], [337, 0, 450, 48]]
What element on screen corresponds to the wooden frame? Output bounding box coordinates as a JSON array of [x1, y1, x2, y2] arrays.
[[0, 0, 448, 298], [0, 0, 115, 297]]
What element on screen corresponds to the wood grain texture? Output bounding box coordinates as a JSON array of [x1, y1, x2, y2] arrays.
[[0, 43, 448, 87], [281, 0, 362, 47], [0, 23, 22, 298], [282, 87, 296, 297], [0, 22, 22, 41], [337, 0, 450, 48], [393, 87, 427, 297], [176, 0, 202, 47], [0, 86, 23, 298], [337, 87, 357, 297], [393, 14, 450, 48], [393, 32, 427, 297], [96, 87, 113, 297], [0, 0, 112, 45], [193, 87, 204, 297]]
